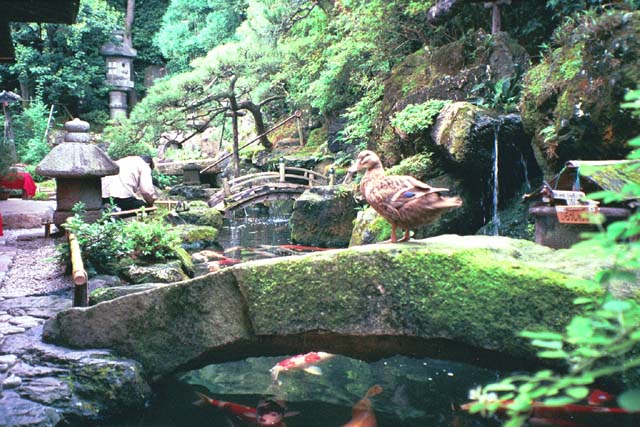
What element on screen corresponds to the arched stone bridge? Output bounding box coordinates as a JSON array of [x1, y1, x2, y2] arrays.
[[208, 167, 331, 217], [43, 235, 602, 381]]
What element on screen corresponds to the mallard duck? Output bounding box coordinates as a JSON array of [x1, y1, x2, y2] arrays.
[[347, 150, 462, 243]]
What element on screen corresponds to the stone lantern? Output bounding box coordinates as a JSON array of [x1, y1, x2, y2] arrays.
[[36, 118, 119, 228], [100, 31, 137, 119]]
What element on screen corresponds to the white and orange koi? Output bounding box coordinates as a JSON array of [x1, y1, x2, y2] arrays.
[[269, 351, 334, 382]]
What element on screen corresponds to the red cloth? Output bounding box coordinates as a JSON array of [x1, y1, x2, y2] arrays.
[[0, 172, 37, 197]]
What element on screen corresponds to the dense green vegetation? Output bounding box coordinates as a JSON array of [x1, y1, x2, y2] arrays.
[[62, 202, 181, 275], [2, 2, 639, 423], [3, 0, 628, 168]]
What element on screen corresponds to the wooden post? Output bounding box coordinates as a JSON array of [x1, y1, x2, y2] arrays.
[[223, 177, 231, 196], [308, 172, 314, 187], [296, 116, 305, 146], [279, 157, 285, 182], [68, 232, 88, 307], [329, 167, 335, 186], [484, 0, 510, 34]]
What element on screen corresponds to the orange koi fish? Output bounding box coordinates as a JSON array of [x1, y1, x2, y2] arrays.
[[194, 392, 298, 426], [342, 385, 383, 427], [270, 351, 334, 382], [461, 388, 638, 427]]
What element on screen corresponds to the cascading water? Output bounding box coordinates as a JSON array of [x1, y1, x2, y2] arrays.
[[520, 151, 532, 192], [491, 123, 501, 236]]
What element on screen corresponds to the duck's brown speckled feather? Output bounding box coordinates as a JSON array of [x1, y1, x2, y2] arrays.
[[350, 150, 462, 239]]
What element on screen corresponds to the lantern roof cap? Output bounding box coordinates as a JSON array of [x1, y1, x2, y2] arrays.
[[0, 90, 22, 104], [36, 118, 119, 178], [100, 31, 137, 58]]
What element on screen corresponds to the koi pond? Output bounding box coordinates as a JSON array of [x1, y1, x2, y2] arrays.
[[92, 206, 638, 427], [104, 355, 503, 426]]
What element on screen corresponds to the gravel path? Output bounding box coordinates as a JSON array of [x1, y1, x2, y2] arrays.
[[0, 228, 71, 298]]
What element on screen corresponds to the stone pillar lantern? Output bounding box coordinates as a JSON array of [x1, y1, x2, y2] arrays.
[[100, 31, 137, 119], [36, 118, 119, 228]]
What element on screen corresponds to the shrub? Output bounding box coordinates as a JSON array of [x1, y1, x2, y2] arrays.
[[62, 203, 181, 276]]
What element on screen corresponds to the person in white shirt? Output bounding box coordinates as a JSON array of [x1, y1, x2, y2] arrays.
[[102, 155, 156, 211]]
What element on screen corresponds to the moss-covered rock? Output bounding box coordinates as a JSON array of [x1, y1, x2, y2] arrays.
[[520, 10, 640, 177], [349, 207, 392, 246], [172, 204, 224, 229], [125, 260, 189, 284], [307, 126, 328, 148], [174, 224, 219, 251], [430, 102, 483, 164], [173, 246, 195, 277], [372, 30, 529, 164], [45, 235, 613, 380], [235, 236, 601, 360], [290, 186, 358, 248]]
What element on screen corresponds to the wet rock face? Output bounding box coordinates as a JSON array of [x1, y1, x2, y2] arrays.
[[372, 29, 530, 164], [0, 295, 150, 427], [521, 10, 640, 177], [290, 186, 357, 248]]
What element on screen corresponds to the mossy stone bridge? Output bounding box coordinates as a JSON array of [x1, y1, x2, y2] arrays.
[[42, 236, 603, 381], [207, 166, 334, 216]]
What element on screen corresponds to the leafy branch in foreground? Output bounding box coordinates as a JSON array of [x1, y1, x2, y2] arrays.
[[466, 89, 640, 426]]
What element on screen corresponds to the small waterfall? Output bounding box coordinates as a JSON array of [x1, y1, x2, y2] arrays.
[[491, 123, 500, 236], [519, 151, 531, 192]]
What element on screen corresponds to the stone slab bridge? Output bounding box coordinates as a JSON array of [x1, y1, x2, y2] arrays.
[[208, 166, 332, 217], [43, 235, 603, 382]]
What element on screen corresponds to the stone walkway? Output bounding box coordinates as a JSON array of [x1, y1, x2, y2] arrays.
[[0, 202, 149, 427]]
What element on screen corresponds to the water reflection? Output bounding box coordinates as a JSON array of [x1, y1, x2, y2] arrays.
[[191, 202, 328, 274], [173, 355, 501, 427]]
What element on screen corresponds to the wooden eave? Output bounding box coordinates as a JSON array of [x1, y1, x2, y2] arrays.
[[0, 0, 80, 63]]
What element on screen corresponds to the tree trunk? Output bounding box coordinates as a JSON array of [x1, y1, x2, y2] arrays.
[[231, 113, 240, 177], [124, 0, 136, 48], [240, 101, 273, 151]]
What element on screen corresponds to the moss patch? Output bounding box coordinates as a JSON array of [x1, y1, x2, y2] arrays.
[[234, 236, 602, 359], [520, 10, 640, 173]]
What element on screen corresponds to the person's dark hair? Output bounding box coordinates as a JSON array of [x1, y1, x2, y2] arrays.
[[140, 155, 155, 170]]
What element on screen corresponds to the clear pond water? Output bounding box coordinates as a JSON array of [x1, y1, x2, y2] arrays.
[[104, 355, 504, 427]]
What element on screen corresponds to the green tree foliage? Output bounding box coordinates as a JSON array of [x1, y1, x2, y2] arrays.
[[0, 0, 122, 126], [104, 2, 287, 152], [154, 0, 247, 73], [11, 96, 50, 176], [467, 89, 640, 426]]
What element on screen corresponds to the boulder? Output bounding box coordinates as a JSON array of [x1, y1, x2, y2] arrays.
[[44, 236, 609, 379], [125, 260, 189, 284], [90, 283, 169, 305], [0, 295, 150, 427], [169, 202, 223, 229], [520, 10, 640, 177], [173, 224, 219, 251], [290, 186, 357, 248], [372, 30, 529, 164]]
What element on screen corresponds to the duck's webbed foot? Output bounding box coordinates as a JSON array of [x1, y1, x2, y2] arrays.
[[382, 223, 398, 243], [398, 229, 411, 242]]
